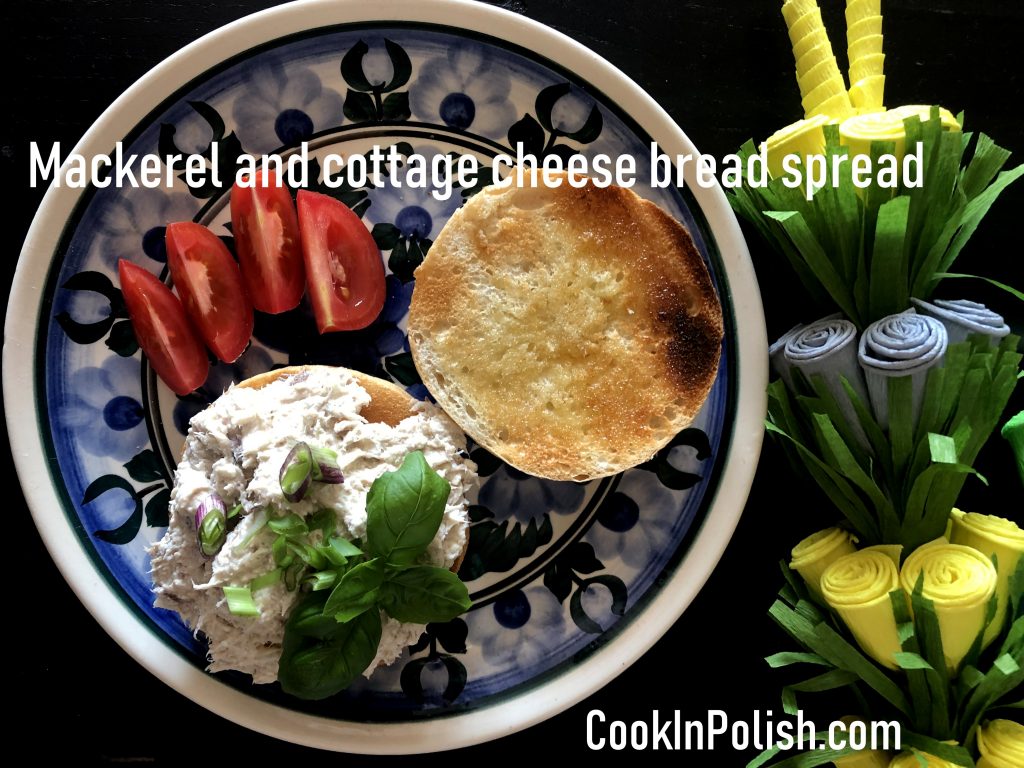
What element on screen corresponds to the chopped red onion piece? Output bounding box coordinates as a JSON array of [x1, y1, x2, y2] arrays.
[[280, 442, 314, 503], [196, 494, 227, 556]]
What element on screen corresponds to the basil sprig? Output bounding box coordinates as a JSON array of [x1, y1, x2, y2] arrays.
[[278, 451, 471, 700]]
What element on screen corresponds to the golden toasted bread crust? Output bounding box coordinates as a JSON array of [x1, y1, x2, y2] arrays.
[[408, 176, 724, 481], [227, 365, 466, 572]]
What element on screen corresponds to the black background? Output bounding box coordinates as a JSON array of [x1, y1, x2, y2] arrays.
[[3, 1, 1022, 764]]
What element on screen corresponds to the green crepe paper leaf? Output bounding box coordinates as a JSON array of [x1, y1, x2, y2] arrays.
[[764, 422, 881, 541], [764, 211, 861, 324], [747, 738, 855, 768], [909, 576, 952, 737], [927, 432, 958, 464], [894, 652, 934, 671], [808, 413, 890, 513], [935, 272, 1024, 302], [960, 132, 1011, 199], [765, 652, 830, 669], [900, 733, 975, 767], [869, 196, 911, 321], [993, 654, 1020, 676], [888, 376, 915, 480], [768, 600, 910, 714], [781, 669, 859, 715], [936, 164, 1024, 277]]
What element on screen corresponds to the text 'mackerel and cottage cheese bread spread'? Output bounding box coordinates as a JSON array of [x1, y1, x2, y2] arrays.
[[408, 174, 724, 482], [149, 365, 476, 684]]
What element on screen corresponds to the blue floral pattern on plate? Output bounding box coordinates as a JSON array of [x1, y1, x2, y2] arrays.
[[39, 25, 733, 721]]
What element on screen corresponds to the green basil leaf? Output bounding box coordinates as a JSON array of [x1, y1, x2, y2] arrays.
[[365, 451, 450, 565], [379, 565, 471, 624], [324, 558, 387, 621], [279, 600, 381, 700]]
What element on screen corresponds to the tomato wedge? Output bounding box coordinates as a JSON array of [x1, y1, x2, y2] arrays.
[[230, 170, 305, 314], [118, 260, 209, 396], [297, 190, 386, 332], [165, 222, 254, 363]]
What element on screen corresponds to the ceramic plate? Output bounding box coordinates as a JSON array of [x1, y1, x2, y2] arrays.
[[6, 0, 766, 753]]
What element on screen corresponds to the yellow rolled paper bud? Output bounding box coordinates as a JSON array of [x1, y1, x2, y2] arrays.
[[783, 0, 820, 28], [850, 76, 886, 112], [850, 53, 885, 84], [849, 34, 884, 62], [889, 105, 961, 132], [977, 719, 1024, 768], [802, 77, 849, 114], [888, 750, 965, 768], [838, 106, 960, 165], [835, 748, 891, 768], [848, 15, 882, 41], [899, 541, 997, 672], [794, 25, 832, 60], [846, 0, 881, 28], [821, 545, 903, 670], [762, 114, 830, 179], [833, 716, 892, 768], [791, 527, 859, 599], [949, 509, 1024, 645], [811, 92, 856, 120]]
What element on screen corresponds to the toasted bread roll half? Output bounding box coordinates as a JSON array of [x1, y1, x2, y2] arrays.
[[408, 175, 724, 482], [230, 365, 467, 572]]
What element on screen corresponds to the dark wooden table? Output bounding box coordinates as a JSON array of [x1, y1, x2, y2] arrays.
[[3, 1, 1022, 763]]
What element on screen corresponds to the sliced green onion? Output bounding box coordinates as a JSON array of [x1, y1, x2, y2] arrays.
[[311, 446, 344, 484], [250, 569, 282, 592], [304, 571, 338, 592], [280, 442, 314, 502], [283, 562, 306, 592], [272, 535, 293, 567], [268, 512, 308, 537], [227, 503, 243, 519], [298, 543, 327, 570], [223, 586, 260, 617], [309, 508, 337, 538], [195, 494, 226, 557], [233, 508, 268, 554]]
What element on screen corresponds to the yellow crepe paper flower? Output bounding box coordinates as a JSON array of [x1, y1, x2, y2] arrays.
[[821, 545, 903, 669], [948, 509, 1024, 646], [762, 115, 831, 180], [838, 105, 960, 166], [835, 750, 891, 768], [899, 541, 997, 672], [977, 719, 1024, 768], [790, 527, 859, 599], [888, 750, 967, 768]]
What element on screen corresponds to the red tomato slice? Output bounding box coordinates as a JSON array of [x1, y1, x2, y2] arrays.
[[118, 260, 209, 396], [230, 170, 305, 314], [297, 190, 386, 332], [165, 221, 254, 363]]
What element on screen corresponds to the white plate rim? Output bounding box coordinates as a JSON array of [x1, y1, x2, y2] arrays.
[[5, 0, 768, 753]]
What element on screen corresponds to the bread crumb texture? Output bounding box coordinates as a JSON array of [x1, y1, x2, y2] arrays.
[[409, 176, 724, 481]]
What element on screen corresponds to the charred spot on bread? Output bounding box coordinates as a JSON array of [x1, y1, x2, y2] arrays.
[[408, 175, 724, 482]]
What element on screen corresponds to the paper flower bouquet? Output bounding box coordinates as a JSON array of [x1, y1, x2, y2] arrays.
[[728, 2, 1024, 766]]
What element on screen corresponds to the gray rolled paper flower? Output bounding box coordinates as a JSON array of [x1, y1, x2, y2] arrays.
[[783, 317, 871, 445], [858, 311, 948, 430], [910, 298, 1010, 345], [769, 324, 803, 389], [769, 313, 845, 390]]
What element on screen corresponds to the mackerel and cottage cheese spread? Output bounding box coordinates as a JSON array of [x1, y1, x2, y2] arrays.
[[149, 367, 476, 684]]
